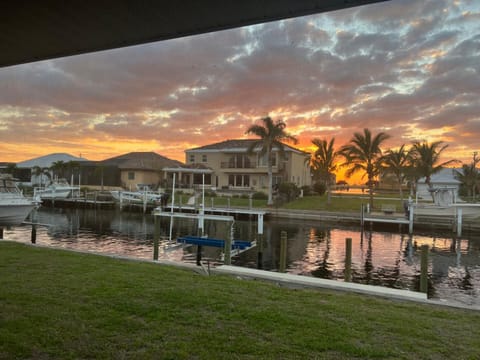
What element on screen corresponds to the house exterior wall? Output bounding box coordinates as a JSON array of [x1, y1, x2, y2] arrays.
[[185, 144, 311, 192], [121, 170, 161, 190]]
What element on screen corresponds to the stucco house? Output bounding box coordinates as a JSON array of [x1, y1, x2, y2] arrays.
[[184, 139, 311, 192], [99, 152, 183, 190]]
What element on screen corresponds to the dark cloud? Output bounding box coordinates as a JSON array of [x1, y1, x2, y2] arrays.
[[0, 0, 479, 164]]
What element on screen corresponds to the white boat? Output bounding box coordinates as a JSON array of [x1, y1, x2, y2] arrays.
[[0, 174, 36, 226], [110, 184, 164, 206], [33, 178, 81, 201]]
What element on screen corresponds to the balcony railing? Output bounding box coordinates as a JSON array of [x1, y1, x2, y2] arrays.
[[220, 162, 258, 169]]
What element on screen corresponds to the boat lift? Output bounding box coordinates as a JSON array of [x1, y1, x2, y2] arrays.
[[152, 172, 259, 264]]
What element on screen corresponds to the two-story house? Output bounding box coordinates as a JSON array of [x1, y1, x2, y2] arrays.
[[185, 139, 311, 192]]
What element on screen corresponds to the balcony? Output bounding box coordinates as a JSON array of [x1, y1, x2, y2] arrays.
[[220, 161, 257, 169]]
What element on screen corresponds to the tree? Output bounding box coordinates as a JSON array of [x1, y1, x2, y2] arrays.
[[4, 163, 18, 177], [309, 138, 339, 205], [411, 141, 458, 200], [455, 153, 480, 201], [50, 160, 67, 179], [339, 128, 390, 209], [381, 144, 412, 201], [246, 116, 298, 206], [31, 166, 51, 187]]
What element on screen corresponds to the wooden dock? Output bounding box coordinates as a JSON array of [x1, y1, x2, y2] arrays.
[[39, 197, 115, 209], [361, 204, 414, 233]]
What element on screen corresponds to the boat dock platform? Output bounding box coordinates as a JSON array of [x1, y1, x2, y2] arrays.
[[361, 203, 414, 233], [39, 196, 115, 209], [163, 205, 268, 220]]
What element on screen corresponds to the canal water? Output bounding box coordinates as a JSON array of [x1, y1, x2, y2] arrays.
[[4, 207, 480, 308]]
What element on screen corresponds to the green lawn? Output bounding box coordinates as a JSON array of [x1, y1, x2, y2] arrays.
[[1, 242, 479, 359]]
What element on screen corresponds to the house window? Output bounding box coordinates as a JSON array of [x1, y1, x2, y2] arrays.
[[229, 174, 250, 187], [128, 172, 135, 180], [258, 153, 277, 167], [189, 154, 195, 163], [202, 154, 207, 162]]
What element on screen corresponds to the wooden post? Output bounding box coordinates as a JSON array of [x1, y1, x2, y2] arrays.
[[360, 204, 364, 227], [196, 245, 202, 265], [153, 215, 159, 260], [257, 233, 263, 269], [0, 227, 3, 239], [223, 223, 233, 265], [279, 231, 287, 273], [420, 244, 429, 294], [345, 237, 352, 282], [31, 223, 37, 244]]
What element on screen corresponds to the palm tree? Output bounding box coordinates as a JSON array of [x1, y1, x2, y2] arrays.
[[339, 128, 390, 209], [381, 144, 412, 201], [50, 160, 67, 180], [411, 141, 458, 200], [456, 164, 479, 201], [455, 153, 479, 201], [246, 116, 298, 205], [310, 138, 339, 205], [31, 166, 51, 187]]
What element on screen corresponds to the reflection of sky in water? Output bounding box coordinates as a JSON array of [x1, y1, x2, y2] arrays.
[[4, 207, 480, 308]]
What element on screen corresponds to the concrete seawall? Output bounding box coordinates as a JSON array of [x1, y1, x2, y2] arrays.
[[266, 207, 480, 234]]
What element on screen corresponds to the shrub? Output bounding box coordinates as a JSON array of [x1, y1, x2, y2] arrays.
[[252, 191, 268, 200], [278, 182, 300, 202], [313, 182, 326, 196], [301, 185, 313, 196]]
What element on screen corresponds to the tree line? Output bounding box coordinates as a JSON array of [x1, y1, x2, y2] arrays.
[[246, 116, 477, 207]]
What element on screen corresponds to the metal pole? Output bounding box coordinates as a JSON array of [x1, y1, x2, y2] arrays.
[[457, 207, 463, 237], [409, 203, 414, 234], [168, 173, 176, 243], [223, 222, 233, 265]]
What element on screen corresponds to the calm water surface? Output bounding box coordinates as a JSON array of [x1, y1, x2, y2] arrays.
[[5, 207, 480, 308]]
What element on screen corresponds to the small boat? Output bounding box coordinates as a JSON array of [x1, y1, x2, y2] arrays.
[[33, 178, 81, 201], [110, 184, 164, 206], [0, 174, 36, 226]]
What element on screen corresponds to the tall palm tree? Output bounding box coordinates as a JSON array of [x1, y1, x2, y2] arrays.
[[455, 153, 480, 201], [381, 144, 412, 201], [246, 116, 298, 205], [50, 160, 67, 180], [339, 128, 390, 208], [310, 138, 339, 204], [411, 141, 458, 200]]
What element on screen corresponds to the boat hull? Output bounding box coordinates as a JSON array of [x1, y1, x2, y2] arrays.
[[0, 203, 36, 226]]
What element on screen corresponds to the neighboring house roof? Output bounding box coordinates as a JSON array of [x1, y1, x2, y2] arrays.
[[418, 168, 462, 185], [186, 139, 309, 155], [100, 152, 183, 170], [16, 153, 89, 168]]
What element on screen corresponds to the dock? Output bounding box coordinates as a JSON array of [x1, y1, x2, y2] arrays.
[[361, 203, 414, 233], [39, 197, 115, 209]]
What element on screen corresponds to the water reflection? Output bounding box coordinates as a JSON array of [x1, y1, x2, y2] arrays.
[[4, 207, 480, 307]]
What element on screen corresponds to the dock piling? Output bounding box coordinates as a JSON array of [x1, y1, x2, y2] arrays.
[[0, 227, 3, 239], [153, 215, 159, 260], [279, 231, 287, 273], [420, 244, 429, 294], [345, 237, 352, 282]]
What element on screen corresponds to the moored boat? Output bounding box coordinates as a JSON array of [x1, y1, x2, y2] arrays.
[[33, 178, 81, 201], [0, 174, 36, 226]]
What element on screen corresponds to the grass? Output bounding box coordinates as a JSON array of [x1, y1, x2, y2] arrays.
[[1, 242, 480, 359]]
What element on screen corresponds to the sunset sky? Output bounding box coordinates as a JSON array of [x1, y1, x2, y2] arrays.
[[1, 0, 479, 170]]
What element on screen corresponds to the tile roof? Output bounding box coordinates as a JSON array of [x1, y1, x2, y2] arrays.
[[100, 152, 183, 170], [186, 139, 308, 154]]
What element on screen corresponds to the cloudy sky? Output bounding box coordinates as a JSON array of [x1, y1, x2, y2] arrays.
[[1, 0, 479, 166]]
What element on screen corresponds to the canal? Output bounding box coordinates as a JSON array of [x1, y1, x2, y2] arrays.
[[5, 207, 480, 308]]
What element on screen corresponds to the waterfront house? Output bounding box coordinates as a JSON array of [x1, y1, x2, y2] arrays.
[[184, 139, 311, 193], [97, 152, 183, 190], [16, 153, 88, 186]]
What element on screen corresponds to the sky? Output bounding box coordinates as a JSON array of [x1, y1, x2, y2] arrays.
[[1, 0, 479, 169]]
